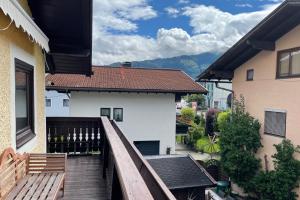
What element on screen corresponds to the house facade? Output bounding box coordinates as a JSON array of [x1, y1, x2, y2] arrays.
[[46, 66, 207, 155], [0, 0, 92, 153], [45, 90, 70, 117], [198, 0, 300, 195], [202, 82, 232, 110]]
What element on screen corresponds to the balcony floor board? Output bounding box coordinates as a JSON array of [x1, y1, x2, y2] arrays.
[[58, 155, 108, 200]]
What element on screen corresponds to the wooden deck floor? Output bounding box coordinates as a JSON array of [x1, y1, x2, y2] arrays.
[[58, 155, 108, 200]]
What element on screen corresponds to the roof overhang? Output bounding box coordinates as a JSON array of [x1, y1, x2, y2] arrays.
[[28, 0, 93, 76], [0, 0, 49, 51], [197, 0, 300, 82]]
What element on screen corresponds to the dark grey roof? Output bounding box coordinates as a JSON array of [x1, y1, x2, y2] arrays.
[[197, 0, 300, 81], [146, 155, 215, 190]]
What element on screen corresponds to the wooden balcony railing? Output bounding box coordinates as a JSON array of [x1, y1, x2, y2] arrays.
[[46, 117, 176, 200]]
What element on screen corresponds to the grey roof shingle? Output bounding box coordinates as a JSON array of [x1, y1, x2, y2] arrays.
[[147, 155, 215, 190]]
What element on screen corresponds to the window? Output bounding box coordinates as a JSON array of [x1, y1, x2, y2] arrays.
[[63, 99, 69, 107], [277, 47, 300, 78], [15, 59, 35, 148], [247, 69, 254, 81], [46, 99, 51, 107], [213, 101, 219, 109], [113, 108, 123, 122], [100, 108, 111, 119], [264, 110, 286, 137]]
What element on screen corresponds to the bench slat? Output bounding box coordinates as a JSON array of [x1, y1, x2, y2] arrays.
[[5, 175, 31, 200], [46, 173, 65, 200], [22, 173, 46, 200], [31, 174, 52, 200], [39, 173, 58, 200], [13, 174, 39, 200]]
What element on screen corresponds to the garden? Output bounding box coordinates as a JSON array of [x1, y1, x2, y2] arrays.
[[178, 95, 300, 200]]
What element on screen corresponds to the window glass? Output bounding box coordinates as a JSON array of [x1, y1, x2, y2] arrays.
[[46, 99, 51, 107], [63, 99, 69, 107], [264, 111, 286, 137], [101, 108, 111, 119], [113, 108, 123, 122], [15, 70, 29, 131], [247, 69, 254, 81], [279, 52, 290, 77], [291, 50, 300, 75], [15, 59, 35, 148]]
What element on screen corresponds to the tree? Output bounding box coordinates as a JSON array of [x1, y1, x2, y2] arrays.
[[180, 107, 195, 124], [185, 94, 205, 107], [220, 97, 261, 190]]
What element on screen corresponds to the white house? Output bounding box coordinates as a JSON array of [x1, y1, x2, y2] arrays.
[[45, 90, 70, 117], [46, 66, 207, 155]]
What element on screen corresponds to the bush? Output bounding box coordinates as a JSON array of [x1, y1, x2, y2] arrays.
[[205, 108, 219, 135], [181, 107, 195, 123], [220, 97, 261, 190], [250, 140, 300, 200], [217, 110, 231, 133], [195, 136, 220, 154], [188, 122, 204, 145]]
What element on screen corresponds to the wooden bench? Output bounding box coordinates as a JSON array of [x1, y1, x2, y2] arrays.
[[0, 148, 66, 200]]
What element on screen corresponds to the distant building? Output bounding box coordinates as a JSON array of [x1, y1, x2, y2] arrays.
[[46, 66, 207, 155], [202, 82, 232, 110], [45, 91, 70, 117]]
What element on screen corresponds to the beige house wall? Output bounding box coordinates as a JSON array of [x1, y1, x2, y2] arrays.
[[0, 5, 46, 153], [232, 25, 300, 194]]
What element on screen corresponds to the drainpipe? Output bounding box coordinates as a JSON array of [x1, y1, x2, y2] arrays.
[[214, 82, 234, 110]]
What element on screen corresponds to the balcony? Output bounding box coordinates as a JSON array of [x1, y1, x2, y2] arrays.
[[46, 117, 176, 200]]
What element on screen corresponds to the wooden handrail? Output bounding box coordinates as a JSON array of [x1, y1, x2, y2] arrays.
[[101, 117, 153, 200], [111, 120, 177, 200]]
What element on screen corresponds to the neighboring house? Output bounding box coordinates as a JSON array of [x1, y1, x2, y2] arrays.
[[202, 82, 232, 110], [46, 66, 207, 155], [198, 0, 300, 195], [0, 0, 92, 153], [45, 90, 70, 117]]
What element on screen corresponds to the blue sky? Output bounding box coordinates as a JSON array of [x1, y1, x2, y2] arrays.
[[92, 0, 283, 65]]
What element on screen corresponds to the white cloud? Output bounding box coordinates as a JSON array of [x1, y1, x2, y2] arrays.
[[93, 0, 157, 32], [178, 0, 189, 4], [235, 3, 253, 8], [92, 1, 281, 65], [165, 7, 180, 18]]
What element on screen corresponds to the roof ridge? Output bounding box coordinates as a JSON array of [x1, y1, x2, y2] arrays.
[[92, 65, 182, 71]]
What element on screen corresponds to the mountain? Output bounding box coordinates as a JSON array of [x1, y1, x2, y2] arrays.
[[110, 53, 219, 78]]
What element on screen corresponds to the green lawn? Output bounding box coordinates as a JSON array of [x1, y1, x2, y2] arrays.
[[195, 136, 220, 154]]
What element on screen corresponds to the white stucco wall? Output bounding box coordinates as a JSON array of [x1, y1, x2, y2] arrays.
[[45, 90, 70, 117], [69, 92, 176, 155]]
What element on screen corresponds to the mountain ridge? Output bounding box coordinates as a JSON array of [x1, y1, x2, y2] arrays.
[[110, 52, 219, 78]]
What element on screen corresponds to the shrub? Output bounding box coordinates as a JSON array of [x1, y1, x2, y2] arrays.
[[220, 97, 261, 190], [181, 107, 195, 123], [195, 136, 220, 154], [185, 94, 205, 107], [205, 108, 219, 135], [217, 110, 231, 133], [188, 122, 204, 145], [250, 140, 300, 200]]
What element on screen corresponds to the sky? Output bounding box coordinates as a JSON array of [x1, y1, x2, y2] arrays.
[[92, 0, 284, 65]]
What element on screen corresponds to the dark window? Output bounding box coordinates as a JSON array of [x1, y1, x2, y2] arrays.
[[46, 99, 51, 107], [247, 69, 254, 81], [113, 108, 123, 122], [264, 110, 286, 137], [15, 59, 35, 148], [213, 101, 219, 109], [134, 141, 160, 155], [277, 47, 300, 78], [63, 99, 69, 107], [100, 108, 111, 119]]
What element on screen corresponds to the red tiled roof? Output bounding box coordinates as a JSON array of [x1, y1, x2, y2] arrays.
[[46, 66, 207, 94]]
